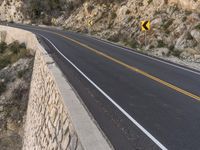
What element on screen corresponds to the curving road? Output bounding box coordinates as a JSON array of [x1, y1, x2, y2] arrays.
[[8, 24, 200, 150]]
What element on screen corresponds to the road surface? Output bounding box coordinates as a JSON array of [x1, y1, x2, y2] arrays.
[[8, 24, 200, 150]]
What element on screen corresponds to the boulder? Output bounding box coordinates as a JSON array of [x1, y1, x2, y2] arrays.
[[194, 54, 200, 60], [180, 48, 198, 59], [175, 36, 186, 49], [151, 47, 170, 56], [151, 17, 163, 27], [153, 0, 166, 9], [191, 29, 200, 43], [187, 13, 200, 24]]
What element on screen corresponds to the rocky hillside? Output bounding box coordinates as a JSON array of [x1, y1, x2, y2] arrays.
[[63, 0, 200, 62], [0, 41, 33, 150], [0, 0, 200, 63]]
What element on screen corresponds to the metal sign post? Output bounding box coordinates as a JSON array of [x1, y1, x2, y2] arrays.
[[87, 20, 93, 34], [145, 30, 147, 47], [141, 21, 150, 47]]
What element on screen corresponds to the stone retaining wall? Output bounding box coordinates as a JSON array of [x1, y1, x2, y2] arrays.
[[23, 45, 82, 150], [0, 26, 111, 150]]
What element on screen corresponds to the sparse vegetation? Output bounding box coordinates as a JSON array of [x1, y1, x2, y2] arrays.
[[170, 49, 182, 58], [127, 16, 133, 23], [165, 29, 170, 35], [149, 45, 155, 49], [28, 0, 42, 19], [0, 54, 11, 69], [154, 10, 161, 16], [25, 0, 78, 20], [162, 19, 174, 30], [17, 68, 29, 79], [42, 16, 52, 25], [148, 0, 153, 5], [127, 39, 138, 49], [185, 10, 192, 15], [169, 45, 174, 51], [0, 81, 6, 94], [107, 34, 120, 42], [195, 23, 200, 30], [182, 16, 187, 22], [111, 11, 117, 19], [125, 9, 131, 15], [157, 40, 166, 48], [0, 42, 7, 53], [0, 41, 31, 70]]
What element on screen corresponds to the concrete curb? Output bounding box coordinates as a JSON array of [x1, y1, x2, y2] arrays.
[[39, 45, 112, 150]]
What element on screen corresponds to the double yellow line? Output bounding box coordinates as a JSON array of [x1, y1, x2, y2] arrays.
[[29, 26, 200, 101]]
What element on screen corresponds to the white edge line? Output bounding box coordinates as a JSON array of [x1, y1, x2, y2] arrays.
[[38, 34, 168, 150], [84, 34, 200, 76]]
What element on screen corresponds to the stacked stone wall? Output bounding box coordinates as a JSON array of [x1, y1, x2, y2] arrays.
[[22, 49, 83, 150]]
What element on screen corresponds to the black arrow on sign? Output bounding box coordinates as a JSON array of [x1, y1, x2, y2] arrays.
[[143, 21, 149, 30]]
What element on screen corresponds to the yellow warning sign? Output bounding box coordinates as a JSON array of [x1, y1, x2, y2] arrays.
[[88, 20, 93, 27], [141, 21, 150, 31]]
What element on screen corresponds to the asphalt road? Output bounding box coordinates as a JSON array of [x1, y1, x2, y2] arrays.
[[9, 24, 200, 150]]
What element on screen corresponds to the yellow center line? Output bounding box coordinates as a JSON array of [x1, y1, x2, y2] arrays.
[[29, 26, 200, 101]]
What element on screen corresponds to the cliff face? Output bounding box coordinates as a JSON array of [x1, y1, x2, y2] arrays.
[[0, 0, 200, 62]]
